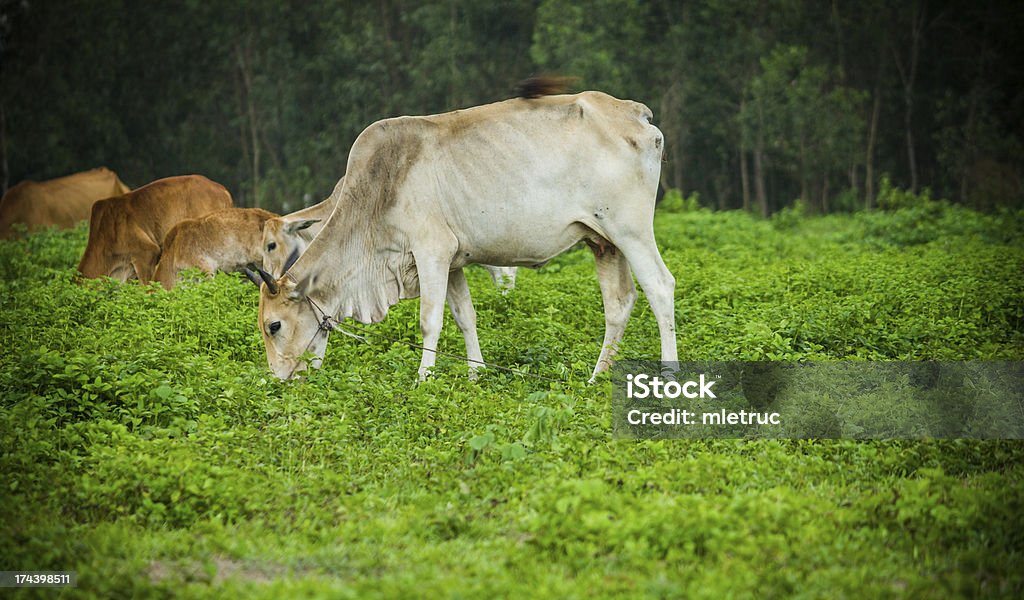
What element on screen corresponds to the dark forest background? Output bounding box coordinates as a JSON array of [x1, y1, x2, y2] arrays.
[[1, 0, 1021, 215]]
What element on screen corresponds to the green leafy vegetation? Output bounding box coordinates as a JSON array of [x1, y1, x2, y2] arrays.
[[1, 203, 1022, 597]]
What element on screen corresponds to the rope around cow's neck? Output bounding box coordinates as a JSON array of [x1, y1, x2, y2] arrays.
[[301, 295, 565, 383]]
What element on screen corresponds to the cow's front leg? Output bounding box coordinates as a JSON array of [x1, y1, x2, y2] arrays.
[[446, 267, 484, 378], [415, 256, 453, 381]]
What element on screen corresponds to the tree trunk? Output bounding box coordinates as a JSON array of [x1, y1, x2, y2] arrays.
[[754, 148, 768, 218], [379, 1, 404, 116], [672, 136, 683, 196], [658, 82, 684, 193], [961, 35, 988, 208], [237, 42, 261, 208], [892, 1, 926, 194], [716, 172, 728, 210], [448, 0, 458, 108], [754, 99, 768, 217], [904, 98, 917, 194], [0, 101, 7, 195], [849, 164, 858, 205], [864, 75, 882, 209], [962, 88, 977, 207], [740, 148, 751, 212], [821, 175, 830, 214], [234, 70, 251, 205], [831, 0, 845, 78], [799, 138, 809, 209]]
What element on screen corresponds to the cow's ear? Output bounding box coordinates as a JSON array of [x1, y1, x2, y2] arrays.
[[284, 219, 320, 234]]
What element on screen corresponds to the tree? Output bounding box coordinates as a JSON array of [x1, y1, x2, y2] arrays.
[[1, 0, 1020, 214], [741, 46, 864, 214], [531, 0, 648, 100]]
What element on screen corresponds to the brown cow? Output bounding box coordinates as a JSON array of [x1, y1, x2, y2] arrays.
[[154, 207, 278, 290], [77, 175, 233, 283], [0, 167, 131, 239]]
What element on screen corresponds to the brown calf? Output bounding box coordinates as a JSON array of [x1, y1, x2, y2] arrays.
[[155, 207, 278, 290], [77, 175, 232, 283]]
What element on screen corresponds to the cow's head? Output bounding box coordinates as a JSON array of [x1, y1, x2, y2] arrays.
[[261, 217, 320, 277], [77, 199, 126, 281], [257, 269, 328, 380]]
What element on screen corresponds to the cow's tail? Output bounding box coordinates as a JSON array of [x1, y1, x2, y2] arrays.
[[514, 75, 577, 99]]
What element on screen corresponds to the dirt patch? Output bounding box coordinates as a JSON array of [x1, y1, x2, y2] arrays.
[[146, 555, 306, 585]]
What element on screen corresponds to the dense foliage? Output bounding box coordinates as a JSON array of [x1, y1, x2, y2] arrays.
[[2, 1, 1022, 213], [1, 203, 1022, 597]]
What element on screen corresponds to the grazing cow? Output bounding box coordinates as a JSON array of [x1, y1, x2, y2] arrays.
[[0, 167, 131, 238], [155, 207, 278, 290], [77, 175, 233, 284], [256, 81, 677, 382], [262, 177, 517, 290]]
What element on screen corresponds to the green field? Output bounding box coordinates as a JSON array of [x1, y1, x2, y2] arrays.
[[2, 200, 1023, 598]]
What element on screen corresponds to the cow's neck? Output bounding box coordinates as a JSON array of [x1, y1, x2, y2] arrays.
[[296, 214, 416, 325]]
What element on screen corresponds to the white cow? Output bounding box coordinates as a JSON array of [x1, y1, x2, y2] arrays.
[[262, 177, 517, 290], [256, 82, 677, 382]]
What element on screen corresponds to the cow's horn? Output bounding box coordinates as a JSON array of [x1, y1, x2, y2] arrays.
[[242, 265, 261, 287], [256, 266, 279, 295], [282, 247, 300, 275]]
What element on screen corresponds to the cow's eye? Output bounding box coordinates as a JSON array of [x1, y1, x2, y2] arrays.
[[268, 321, 281, 335], [267, 242, 277, 251]]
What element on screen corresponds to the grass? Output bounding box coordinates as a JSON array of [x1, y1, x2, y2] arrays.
[[1, 201, 1023, 598]]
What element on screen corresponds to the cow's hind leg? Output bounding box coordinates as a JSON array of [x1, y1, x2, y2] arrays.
[[589, 243, 638, 383], [484, 265, 517, 294], [608, 231, 678, 368], [446, 267, 484, 378]]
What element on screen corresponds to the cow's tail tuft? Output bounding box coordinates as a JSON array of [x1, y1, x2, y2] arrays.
[[514, 75, 577, 99]]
